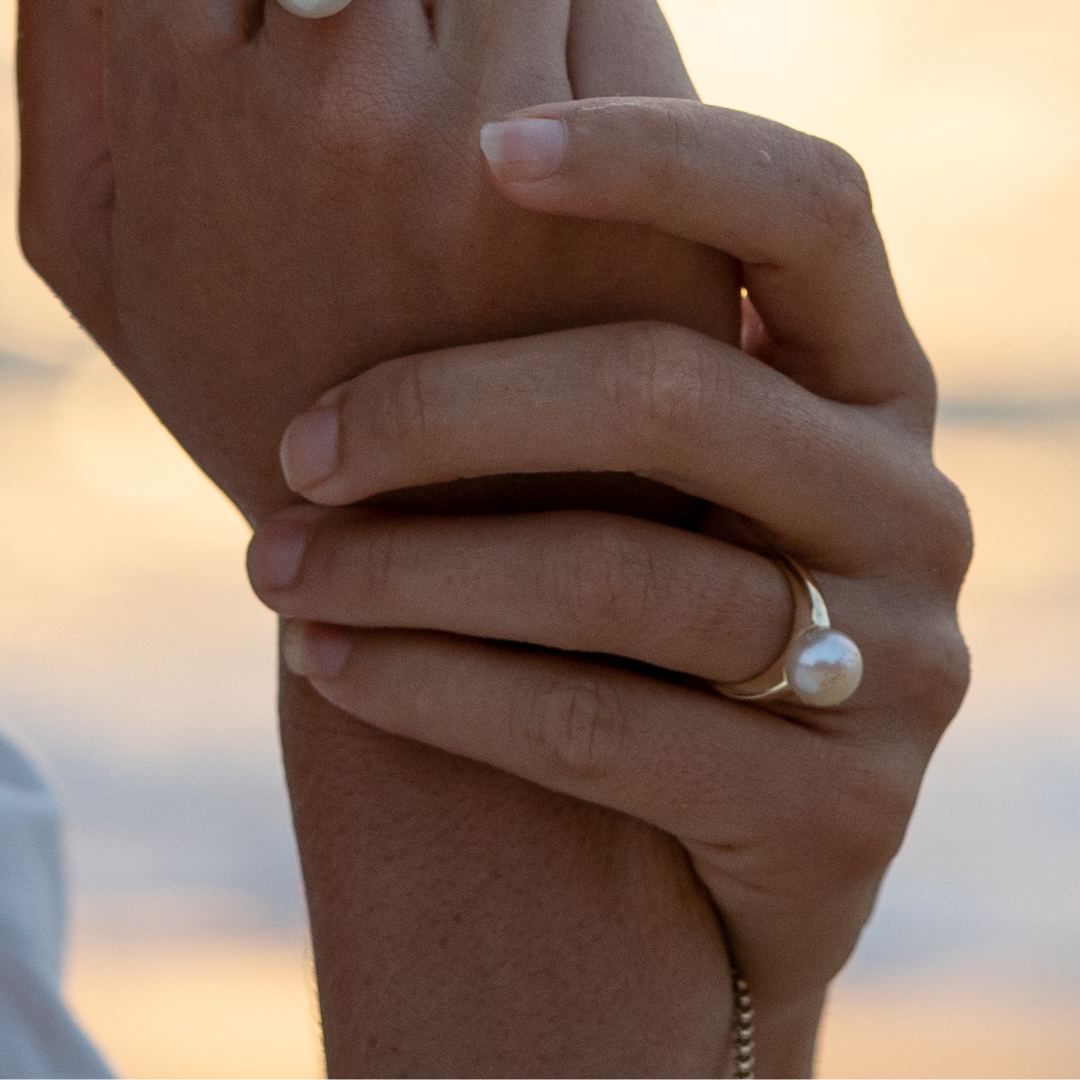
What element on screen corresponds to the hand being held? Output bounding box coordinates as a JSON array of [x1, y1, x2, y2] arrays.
[[20, 0, 740, 522], [249, 97, 973, 1067], [21, 4, 758, 1072]]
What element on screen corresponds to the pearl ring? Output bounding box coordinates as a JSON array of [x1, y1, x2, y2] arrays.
[[275, 0, 353, 18], [712, 555, 863, 708]]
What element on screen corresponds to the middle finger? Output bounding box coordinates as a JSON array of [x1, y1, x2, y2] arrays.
[[281, 322, 925, 569], [248, 505, 792, 685]]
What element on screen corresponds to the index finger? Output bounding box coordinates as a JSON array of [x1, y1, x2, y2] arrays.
[[480, 98, 934, 416]]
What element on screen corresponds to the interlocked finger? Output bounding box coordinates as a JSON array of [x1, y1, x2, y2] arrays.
[[435, 0, 572, 105]]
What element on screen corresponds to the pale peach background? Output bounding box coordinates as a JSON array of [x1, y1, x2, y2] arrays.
[[0, 2, 1078, 1077]]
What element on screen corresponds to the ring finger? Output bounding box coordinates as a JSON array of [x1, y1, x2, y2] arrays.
[[248, 504, 793, 686]]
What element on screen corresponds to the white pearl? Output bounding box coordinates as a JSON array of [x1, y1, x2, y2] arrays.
[[785, 627, 863, 707], [275, 0, 353, 18]]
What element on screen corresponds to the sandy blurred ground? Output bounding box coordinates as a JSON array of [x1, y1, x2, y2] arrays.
[[1, 1, 1078, 1077], [65, 935, 324, 1080]]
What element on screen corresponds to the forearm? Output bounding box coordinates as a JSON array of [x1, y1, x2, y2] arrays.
[[282, 672, 733, 1076]]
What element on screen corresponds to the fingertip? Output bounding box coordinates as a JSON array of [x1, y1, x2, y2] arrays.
[[480, 117, 568, 185], [247, 516, 312, 595], [282, 621, 352, 680], [478, 98, 657, 221], [280, 404, 340, 494]]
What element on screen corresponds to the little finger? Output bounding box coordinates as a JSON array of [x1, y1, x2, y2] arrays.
[[281, 623, 824, 848]]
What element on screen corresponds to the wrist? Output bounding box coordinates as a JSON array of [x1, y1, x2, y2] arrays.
[[280, 668, 739, 1076], [746, 986, 828, 1079]]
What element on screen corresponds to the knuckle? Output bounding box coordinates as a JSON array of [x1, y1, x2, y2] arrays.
[[556, 521, 662, 641], [929, 626, 972, 725], [660, 103, 707, 187], [344, 516, 406, 602], [520, 674, 624, 781], [381, 354, 440, 467], [865, 438, 973, 587], [636, 102, 703, 215], [829, 774, 914, 877], [896, 614, 971, 736], [789, 743, 918, 880], [855, 576, 970, 745], [609, 322, 725, 446], [800, 136, 874, 249], [926, 472, 976, 592]]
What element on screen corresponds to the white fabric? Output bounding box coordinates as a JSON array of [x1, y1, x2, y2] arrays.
[[0, 732, 112, 1079]]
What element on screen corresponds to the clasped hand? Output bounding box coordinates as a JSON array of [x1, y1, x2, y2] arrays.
[[19, 0, 972, 1069], [249, 96, 972, 1026]]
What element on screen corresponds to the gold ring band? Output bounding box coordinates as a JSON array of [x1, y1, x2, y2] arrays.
[[711, 556, 863, 708]]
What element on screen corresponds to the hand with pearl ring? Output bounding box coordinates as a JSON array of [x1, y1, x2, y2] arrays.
[[264, 0, 857, 719], [248, 95, 972, 1070]]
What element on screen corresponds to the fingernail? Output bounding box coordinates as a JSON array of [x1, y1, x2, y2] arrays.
[[480, 118, 567, 183], [316, 382, 348, 409], [282, 621, 352, 680], [249, 518, 311, 591], [281, 405, 340, 492]]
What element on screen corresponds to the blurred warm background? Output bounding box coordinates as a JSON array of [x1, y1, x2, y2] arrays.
[[0, 1, 1077, 1077]]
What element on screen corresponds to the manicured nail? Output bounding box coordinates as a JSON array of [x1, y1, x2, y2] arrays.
[[480, 118, 567, 183], [249, 518, 311, 591], [282, 621, 352, 680], [280, 405, 339, 491]]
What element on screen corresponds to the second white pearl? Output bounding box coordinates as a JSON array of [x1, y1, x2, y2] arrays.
[[275, 0, 353, 18]]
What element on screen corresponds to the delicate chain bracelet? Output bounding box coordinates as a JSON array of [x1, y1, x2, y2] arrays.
[[732, 972, 756, 1079]]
